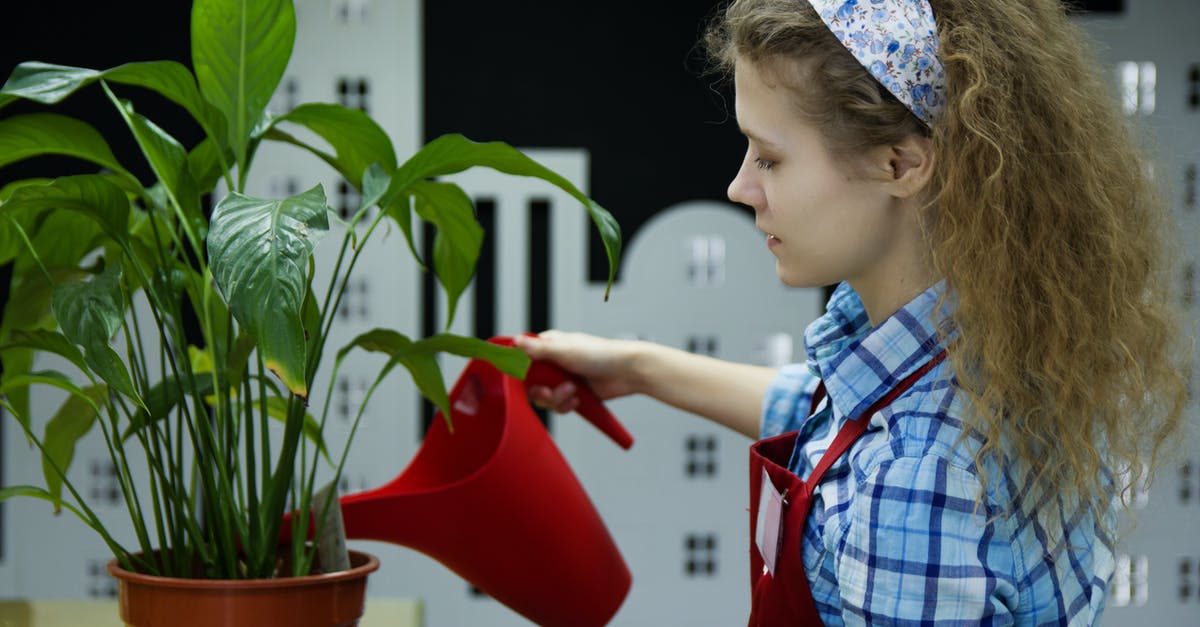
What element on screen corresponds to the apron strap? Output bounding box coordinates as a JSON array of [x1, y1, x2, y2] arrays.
[[805, 350, 948, 491]]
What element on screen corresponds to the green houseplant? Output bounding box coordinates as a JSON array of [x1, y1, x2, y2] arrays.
[[0, 0, 619, 596]]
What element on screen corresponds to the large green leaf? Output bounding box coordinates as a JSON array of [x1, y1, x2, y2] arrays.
[[411, 333, 530, 378], [265, 103, 397, 190], [1, 175, 131, 246], [0, 329, 87, 374], [207, 186, 331, 397], [0, 62, 99, 109], [51, 264, 142, 406], [108, 94, 188, 195], [0, 259, 91, 423], [187, 136, 231, 192], [410, 181, 482, 326], [336, 330, 530, 422], [42, 385, 108, 509], [335, 330, 450, 420], [0, 485, 97, 531], [0, 370, 90, 398], [0, 179, 45, 264], [0, 61, 226, 148], [0, 113, 140, 190], [0, 178, 51, 202], [25, 209, 105, 271], [0, 211, 37, 267], [104, 90, 205, 242], [366, 163, 421, 265], [105, 61, 228, 145], [385, 134, 622, 298], [192, 0, 295, 171], [0, 370, 99, 440]]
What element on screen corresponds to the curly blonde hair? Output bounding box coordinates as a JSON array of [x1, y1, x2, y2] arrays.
[[706, 0, 1189, 536]]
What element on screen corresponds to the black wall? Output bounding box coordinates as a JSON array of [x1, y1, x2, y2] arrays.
[[423, 1, 740, 282]]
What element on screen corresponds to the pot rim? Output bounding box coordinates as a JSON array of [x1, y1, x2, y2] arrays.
[[106, 549, 379, 589]]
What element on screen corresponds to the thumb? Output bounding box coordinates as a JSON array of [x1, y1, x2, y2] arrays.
[[513, 331, 550, 359]]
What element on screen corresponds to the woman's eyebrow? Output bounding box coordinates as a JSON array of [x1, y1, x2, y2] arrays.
[[740, 127, 781, 151]]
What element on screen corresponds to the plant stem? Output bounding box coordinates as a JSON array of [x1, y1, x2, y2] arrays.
[[243, 373, 258, 547], [256, 394, 306, 577], [98, 397, 155, 570]]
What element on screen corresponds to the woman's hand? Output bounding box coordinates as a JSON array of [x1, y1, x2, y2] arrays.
[[514, 331, 644, 413], [515, 330, 778, 439]]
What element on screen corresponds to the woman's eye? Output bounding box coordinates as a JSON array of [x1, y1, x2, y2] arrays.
[[755, 158, 775, 171]]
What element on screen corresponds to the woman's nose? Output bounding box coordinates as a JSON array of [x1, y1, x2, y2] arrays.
[[727, 154, 762, 211]]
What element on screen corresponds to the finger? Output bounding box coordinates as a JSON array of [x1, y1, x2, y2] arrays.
[[550, 381, 577, 408], [555, 396, 580, 414], [527, 385, 554, 408], [514, 331, 554, 359]]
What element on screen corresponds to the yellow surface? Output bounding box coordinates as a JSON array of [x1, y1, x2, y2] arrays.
[[0, 598, 421, 627]]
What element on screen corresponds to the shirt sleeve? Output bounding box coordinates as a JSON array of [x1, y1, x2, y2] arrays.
[[833, 455, 1020, 626], [760, 363, 820, 439]]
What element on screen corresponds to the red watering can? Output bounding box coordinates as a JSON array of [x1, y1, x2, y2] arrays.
[[301, 335, 633, 626]]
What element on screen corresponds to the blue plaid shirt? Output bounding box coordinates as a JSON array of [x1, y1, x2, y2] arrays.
[[762, 282, 1115, 626]]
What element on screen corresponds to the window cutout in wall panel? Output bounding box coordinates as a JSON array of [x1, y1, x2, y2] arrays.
[[1183, 460, 1196, 505], [1117, 461, 1150, 509], [1180, 557, 1194, 602], [685, 335, 718, 357], [1183, 262, 1196, 309], [88, 459, 121, 507], [336, 179, 364, 223], [419, 220, 439, 439], [1185, 164, 1196, 210], [684, 533, 718, 577], [338, 473, 370, 495], [1189, 64, 1199, 111], [336, 375, 370, 423], [756, 333, 794, 368], [1138, 62, 1156, 114], [1117, 61, 1156, 116], [336, 279, 370, 322], [528, 198, 552, 432], [336, 76, 370, 114], [87, 559, 118, 598], [270, 76, 299, 114], [271, 176, 301, 198], [1109, 553, 1150, 607], [332, 0, 370, 24], [685, 434, 718, 478], [686, 236, 726, 287]]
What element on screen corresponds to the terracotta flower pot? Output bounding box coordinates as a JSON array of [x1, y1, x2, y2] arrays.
[[107, 550, 379, 627]]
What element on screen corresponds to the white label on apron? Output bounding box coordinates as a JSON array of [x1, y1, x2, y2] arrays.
[[755, 468, 785, 576]]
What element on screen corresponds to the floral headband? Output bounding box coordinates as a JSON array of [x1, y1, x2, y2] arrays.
[[807, 0, 946, 125]]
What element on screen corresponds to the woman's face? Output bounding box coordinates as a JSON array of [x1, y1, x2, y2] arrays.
[[727, 59, 907, 292]]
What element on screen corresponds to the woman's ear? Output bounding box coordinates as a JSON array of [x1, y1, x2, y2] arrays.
[[885, 134, 935, 198]]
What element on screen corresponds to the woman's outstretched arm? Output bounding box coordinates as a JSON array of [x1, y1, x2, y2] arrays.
[[515, 331, 777, 439]]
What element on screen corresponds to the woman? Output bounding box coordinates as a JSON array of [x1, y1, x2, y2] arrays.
[[517, 0, 1188, 623]]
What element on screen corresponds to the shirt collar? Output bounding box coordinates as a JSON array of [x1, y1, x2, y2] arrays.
[[804, 281, 950, 421]]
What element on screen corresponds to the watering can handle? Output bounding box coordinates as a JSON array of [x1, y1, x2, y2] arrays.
[[491, 335, 634, 450]]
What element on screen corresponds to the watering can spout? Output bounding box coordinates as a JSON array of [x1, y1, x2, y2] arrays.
[[307, 335, 633, 627]]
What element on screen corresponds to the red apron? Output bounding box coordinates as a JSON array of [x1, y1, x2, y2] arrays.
[[747, 351, 947, 625]]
